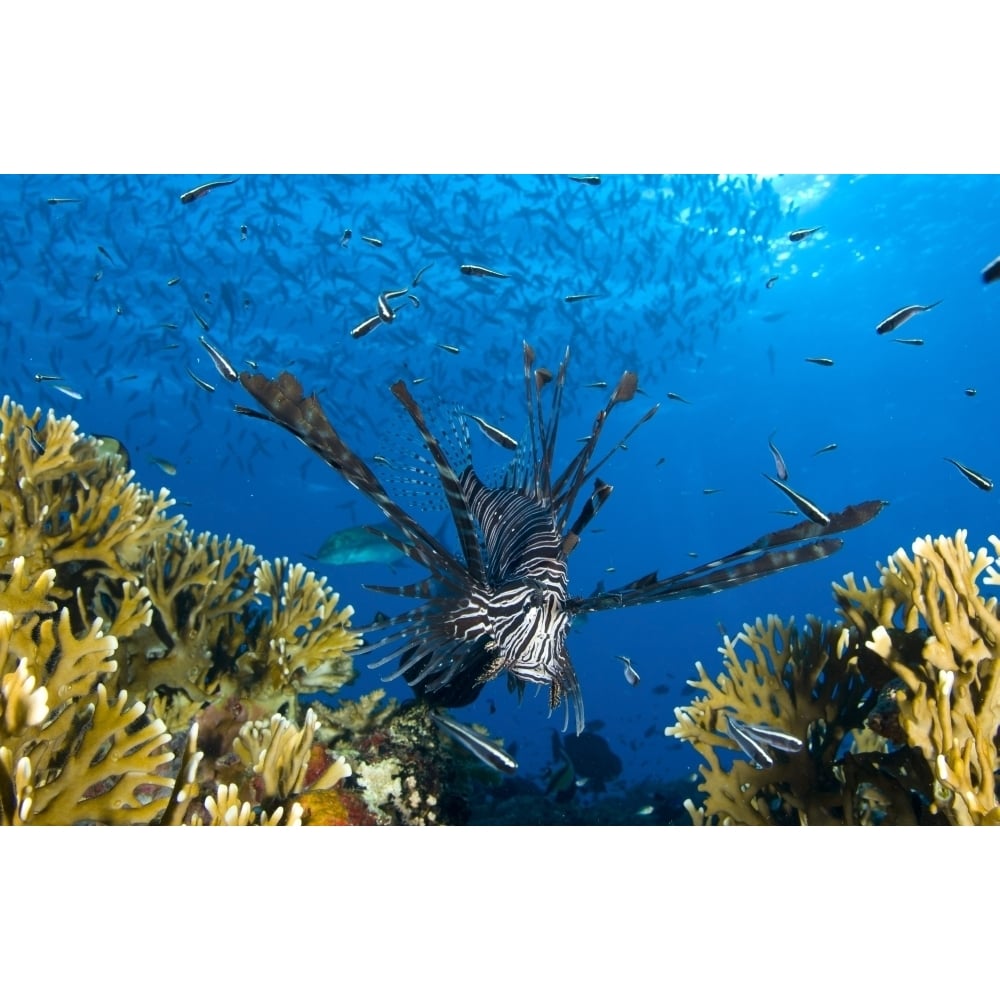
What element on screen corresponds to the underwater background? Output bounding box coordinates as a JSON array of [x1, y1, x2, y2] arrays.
[[6, 0, 1000, 992], [3, 172, 998, 822]]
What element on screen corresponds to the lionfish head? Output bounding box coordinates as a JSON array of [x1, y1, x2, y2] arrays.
[[488, 580, 584, 734]]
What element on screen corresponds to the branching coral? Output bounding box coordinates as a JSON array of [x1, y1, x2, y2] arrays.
[[0, 395, 503, 825], [667, 615, 887, 824], [0, 564, 177, 824], [236, 557, 361, 699], [670, 529, 1000, 825], [0, 397, 371, 824], [835, 530, 1000, 824], [0, 397, 182, 595]]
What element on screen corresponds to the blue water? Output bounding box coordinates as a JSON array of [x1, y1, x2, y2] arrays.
[[3, 174, 998, 816]]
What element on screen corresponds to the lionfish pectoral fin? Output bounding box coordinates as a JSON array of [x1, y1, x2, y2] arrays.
[[566, 497, 887, 615], [389, 380, 487, 585], [236, 369, 470, 585]]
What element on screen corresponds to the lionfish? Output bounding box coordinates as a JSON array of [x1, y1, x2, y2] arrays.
[[231, 342, 886, 737]]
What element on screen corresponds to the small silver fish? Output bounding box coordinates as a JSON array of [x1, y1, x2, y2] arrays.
[[361, 235, 383, 247], [666, 392, 690, 403], [766, 275, 779, 289], [893, 338, 924, 346], [438, 343, 461, 355], [789, 226, 822, 242], [813, 442, 838, 455], [767, 432, 788, 482], [586, 381, 608, 389], [340, 229, 352, 248], [465, 412, 518, 450], [351, 315, 383, 339], [982, 255, 1000, 285], [46, 197, 81, 205], [192, 308, 210, 333], [33, 373, 63, 383], [412, 262, 434, 286], [568, 175, 601, 185], [726, 716, 803, 768], [875, 300, 942, 335], [430, 709, 517, 773], [52, 384, 83, 400], [179, 177, 239, 204], [166, 276, 181, 287], [564, 293, 601, 303], [376, 288, 409, 323], [460, 264, 509, 279], [944, 457, 993, 491], [198, 336, 239, 383], [804, 357, 835, 367], [185, 366, 216, 393], [762, 472, 830, 525], [965, 388, 977, 397]]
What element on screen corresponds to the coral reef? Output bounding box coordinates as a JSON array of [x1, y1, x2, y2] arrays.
[[669, 529, 1000, 825], [3, 396, 489, 824]]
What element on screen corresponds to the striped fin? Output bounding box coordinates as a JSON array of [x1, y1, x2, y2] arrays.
[[390, 380, 486, 585], [562, 478, 613, 556], [555, 403, 658, 531], [567, 498, 887, 615], [568, 537, 843, 613], [536, 347, 572, 499], [522, 341, 540, 495], [550, 370, 643, 532], [238, 370, 468, 586]]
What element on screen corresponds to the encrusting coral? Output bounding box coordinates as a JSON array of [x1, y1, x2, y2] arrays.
[[1, 396, 482, 824], [669, 529, 1000, 825]]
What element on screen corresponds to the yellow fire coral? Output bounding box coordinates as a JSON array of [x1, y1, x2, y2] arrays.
[[0, 562, 177, 824], [669, 529, 1000, 825], [0, 397, 364, 824], [0, 397, 182, 596], [835, 529, 1000, 824]]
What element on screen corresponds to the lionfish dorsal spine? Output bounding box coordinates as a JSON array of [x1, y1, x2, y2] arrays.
[[561, 478, 613, 556], [522, 340, 541, 496], [538, 347, 572, 498], [389, 379, 486, 585]]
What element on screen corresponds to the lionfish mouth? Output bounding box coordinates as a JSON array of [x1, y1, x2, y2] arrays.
[[229, 340, 886, 737]]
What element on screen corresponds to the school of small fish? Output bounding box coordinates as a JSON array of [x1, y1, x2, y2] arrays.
[[2, 173, 998, 792]]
